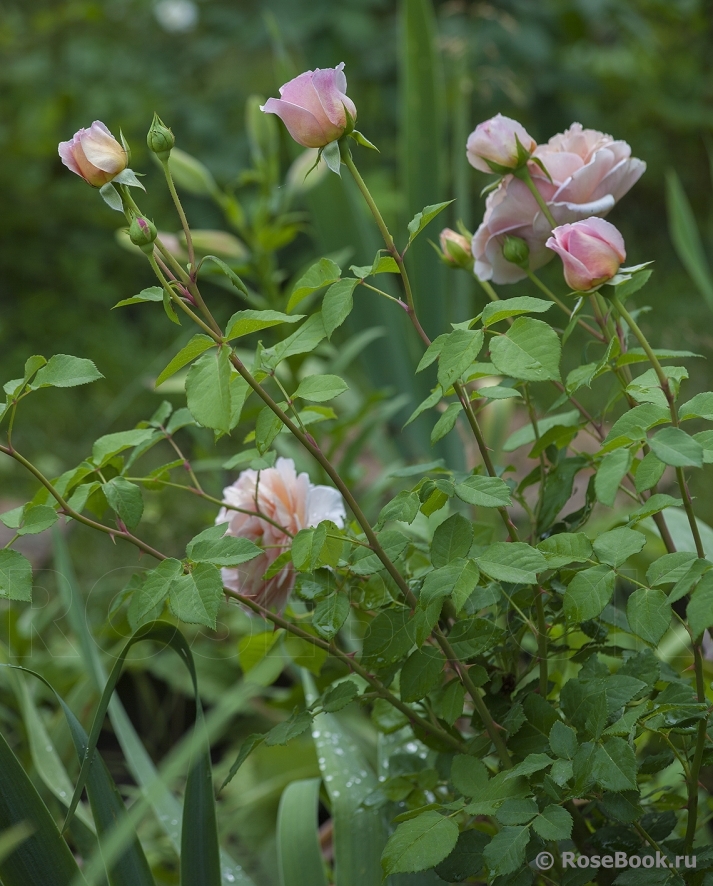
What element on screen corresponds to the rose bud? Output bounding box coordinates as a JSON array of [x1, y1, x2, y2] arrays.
[[129, 215, 158, 255], [58, 121, 128, 187], [546, 217, 626, 291], [147, 113, 175, 161], [439, 228, 473, 269], [501, 234, 530, 268], [466, 114, 537, 174], [260, 63, 357, 148]]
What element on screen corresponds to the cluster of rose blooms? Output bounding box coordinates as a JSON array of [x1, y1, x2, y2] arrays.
[[57, 63, 646, 611]]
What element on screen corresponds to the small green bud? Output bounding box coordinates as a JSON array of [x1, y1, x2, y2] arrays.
[[147, 114, 175, 161], [129, 215, 158, 255], [502, 235, 530, 268]]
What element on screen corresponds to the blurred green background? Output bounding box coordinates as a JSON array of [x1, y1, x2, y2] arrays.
[[1, 2, 713, 881]]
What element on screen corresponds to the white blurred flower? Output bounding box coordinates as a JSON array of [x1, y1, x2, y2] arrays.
[[153, 0, 198, 33]]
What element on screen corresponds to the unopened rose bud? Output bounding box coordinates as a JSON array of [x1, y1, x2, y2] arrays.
[[439, 228, 473, 269], [58, 121, 128, 188], [466, 114, 536, 174], [147, 113, 175, 161], [502, 235, 530, 268], [129, 215, 158, 255], [546, 217, 625, 291], [260, 63, 357, 148]]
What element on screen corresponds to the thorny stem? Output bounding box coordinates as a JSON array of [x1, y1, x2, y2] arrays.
[[611, 292, 707, 850], [526, 270, 604, 341], [161, 159, 195, 272], [225, 589, 467, 753], [0, 445, 166, 561]]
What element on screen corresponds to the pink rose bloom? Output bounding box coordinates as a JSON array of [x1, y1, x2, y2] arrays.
[[439, 227, 472, 268], [466, 114, 536, 173], [58, 121, 128, 188], [216, 457, 346, 611], [546, 217, 626, 291], [261, 63, 357, 149], [472, 123, 645, 284]]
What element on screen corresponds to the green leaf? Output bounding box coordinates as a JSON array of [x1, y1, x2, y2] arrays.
[[431, 402, 460, 443], [592, 738, 637, 791], [450, 755, 488, 797], [592, 527, 647, 567], [647, 551, 698, 587], [431, 513, 473, 567], [225, 310, 303, 341], [447, 617, 502, 660], [635, 450, 666, 493], [650, 427, 703, 468], [665, 169, 713, 310], [31, 354, 103, 389], [322, 279, 359, 339], [627, 588, 671, 644], [434, 830, 488, 883], [350, 530, 409, 576], [381, 811, 459, 875], [167, 146, 219, 196], [129, 558, 183, 626], [504, 410, 580, 452], [400, 647, 444, 702], [627, 493, 683, 524], [531, 805, 573, 841], [265, 313, 326, 366], [350, 253, 399, 278], [112, 285, 164, 308], [312, 594, 350, 640], [687, 571, 713, 639], [695, 429, 713, 463], [454, 475, 512, 508], [155, 335, 215, 387], [199, 254, 248, 295], [361, 608, 415, 666], [254, 404, 284, 454], [537, 533, 592, 568], [103, 477, 144, 529], [564, 565, 616, 624], [187, 523, 262, 567], [602, 403, 670, 447], [490, 317, 561, 383], [169, 562, 224, 629], [437, 329, 484, 389], [406, 201, 454, 246], [185, 347, 232, 433], [496, 798, 538, 825], [92, 428, 157, 466], [321, 680, 359, 713], [416, 334, 446, 372], [277, 778, 329, 886], [287, 258, 342, 311], [481, 296, 553, 326], [16, 504, 58, 536], [549, 721, 578, 759], [625, 366, 688, 408], [265, 709, 313, 746], [595, 448, 633, 507], [482, 827, 530, 878], [679, 391, 713, 421], [476, 542, 547, 584], [294, 374, 348, 402], [440, 681, 465, 727]]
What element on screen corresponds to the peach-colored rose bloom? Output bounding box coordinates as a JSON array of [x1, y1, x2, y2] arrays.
[[466, 114, 536, 173], [472, 123, 645, 284], [58, 121, 127, 187], [216, 457, 346, 611], [546, 217, 626, 291], [261, 63, 357, 149]]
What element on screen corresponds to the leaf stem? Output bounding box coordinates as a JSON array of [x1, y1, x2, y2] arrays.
[[526, 270, 604, 341], [514, 166, 557, 229]]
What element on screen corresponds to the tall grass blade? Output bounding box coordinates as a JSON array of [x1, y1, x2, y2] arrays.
[[277, 778, 328, 886], [302, 672, 383, 886], [665, 169, 713, 310], [0, 729, 87, 886]]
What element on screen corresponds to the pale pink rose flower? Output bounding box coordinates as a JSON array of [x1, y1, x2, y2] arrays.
[[58, 121, 127, 187], [546, 217, 626, 291], [439, 228, 472, 267], [261, 63, 357, 148], [216, 457, 346, 611], [466, 114, 536, 173], [472, 122, 645, 284]]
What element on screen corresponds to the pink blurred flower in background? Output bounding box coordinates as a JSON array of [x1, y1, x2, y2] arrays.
[[58, 121, 127, 187], [466, 113, 536, 173], [546, 217, 626, 291], [471, 122, 645, 284], [261, 63, 357, 148], [216, 457, 346, 611]]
